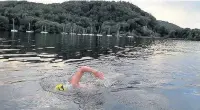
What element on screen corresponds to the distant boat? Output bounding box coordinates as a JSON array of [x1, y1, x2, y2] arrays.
[[116, 24, 121, 37], [70, 27, 76, 35], [61, 32, 67, 35], [88, 34, 94, 36], [127, 30, 134, 38], [107, 27, 112, 37], [70, 32, 76, 35], [70, 25, 76, 35], [89, 26, 94, 36], [97, 26, 103, 36], [26, 23, 34, 33], [41, 26, 48, 34], [127, 36, 134, 38], [77, 29, 82, 35], [82, 29, 87, 36], [11, 19, 18, 32], [61, 25, 67, 34], [97, 34, 103, 36], [70, 29, 76, 35], [82, 34, 88, 36]]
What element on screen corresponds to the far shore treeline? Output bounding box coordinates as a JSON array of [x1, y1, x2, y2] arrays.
[[0, 1, 199, 40]]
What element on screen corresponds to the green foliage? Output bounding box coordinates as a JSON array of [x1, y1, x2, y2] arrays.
[[0, 1, 199, 40], [171, 28, 200, 40], [0, 1, 160, 35], [0, 15, 9, 30], [34, 20, 62, 33], [168, 30, 176, 38], [157, 20, 182, 31]]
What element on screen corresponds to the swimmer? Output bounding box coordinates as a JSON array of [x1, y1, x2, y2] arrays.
[[55, 66, 104, 91]]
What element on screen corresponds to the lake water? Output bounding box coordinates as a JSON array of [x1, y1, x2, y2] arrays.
[[0, 32, 200, 110]]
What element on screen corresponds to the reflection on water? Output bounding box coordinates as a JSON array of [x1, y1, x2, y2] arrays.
[[0, 31, 154, 61]]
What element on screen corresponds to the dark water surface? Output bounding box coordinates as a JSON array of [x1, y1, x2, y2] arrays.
[[0, 32, 200, 110], [0, 31, 145, 60]]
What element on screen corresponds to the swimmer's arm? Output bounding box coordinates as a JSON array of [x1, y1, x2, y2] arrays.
[[79, 66, 104, 79], [69, 66, 104, 87]]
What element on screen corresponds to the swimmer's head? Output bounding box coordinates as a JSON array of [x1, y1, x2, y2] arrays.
[[55, 84, 65, 91], [55, 83, 73, 91]]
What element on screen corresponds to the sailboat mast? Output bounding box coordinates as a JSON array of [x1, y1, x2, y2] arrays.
[[13, 19, 14, 30], [73, 24, 75, 34], [82, 28, 84, 34], [117, 24, 120, 37], [98, 26, 101, 34], [90, 26, 93, 34], [70, 26, 72, 34], [65, 24, 67, 33], [29, 23, 31, 31]]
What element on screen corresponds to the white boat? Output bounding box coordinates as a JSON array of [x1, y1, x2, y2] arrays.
[[116, 26, 120, 38], [77, 30, 82, 35], [69, 25, 76, 35], [41, 31, 48, 34], [82, 33, 88, 35], [107, 27, 112, 37], [41, 26, 48, 34], [88, 34, 94, 36], [127, 36, 134, 38], [61, 32, 67, 34], [26, 31, 33, 33], [70, 33, 76, 35], [11, 19, 18, 32], [11, 30, 18, 32], [89, 26, 94, 36], [61, 25, 67, 34], [97, 26, 103, 37], [97, 34, 103, 36], [26, 23, 34, 33], [81, 29, 89, 36]]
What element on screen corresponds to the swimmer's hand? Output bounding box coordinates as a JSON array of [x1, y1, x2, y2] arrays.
[[78, 83, 87, 88], [94, 72, 104, 80]]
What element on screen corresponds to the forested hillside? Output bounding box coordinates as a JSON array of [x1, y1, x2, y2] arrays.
[[0, 1, 162, 36], [157, 20, 181, 31], [0, 1, 199, 40]]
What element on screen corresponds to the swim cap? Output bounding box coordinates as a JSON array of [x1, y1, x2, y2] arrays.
[[55, 84, 66, 91], [55, 82, 73, 91]]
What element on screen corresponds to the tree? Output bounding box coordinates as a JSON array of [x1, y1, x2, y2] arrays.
[[0, 15, 9, 30], [159, 26, 169, 37], [169, 30, 176, 38]]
